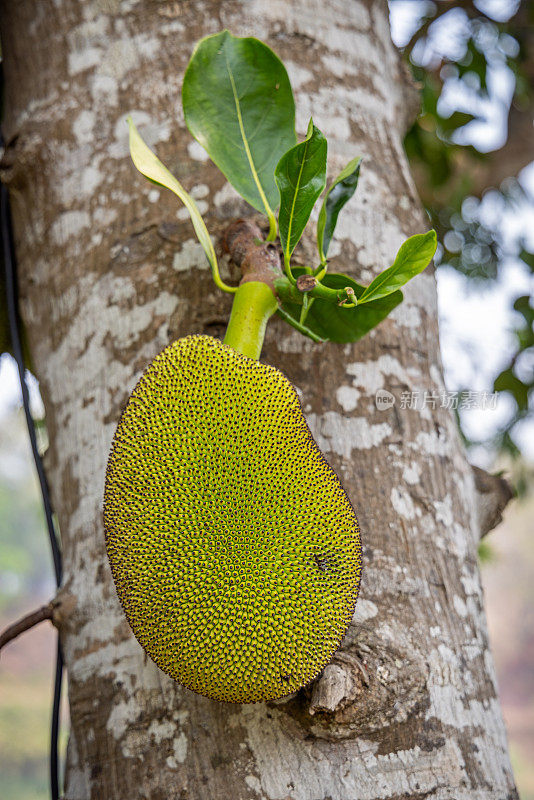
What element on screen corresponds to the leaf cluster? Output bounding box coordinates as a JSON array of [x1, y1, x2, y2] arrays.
[[130, 30, 436, 344]]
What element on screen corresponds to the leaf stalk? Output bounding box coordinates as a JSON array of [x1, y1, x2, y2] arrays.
[[223, 281, 278, 360]]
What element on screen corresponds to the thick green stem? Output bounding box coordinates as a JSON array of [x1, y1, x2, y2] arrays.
[[223, 281, 278, 361], [273, 275, 353, 306]]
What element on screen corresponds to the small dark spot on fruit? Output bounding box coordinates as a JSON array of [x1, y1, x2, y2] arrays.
[[314, 554, 329, 571]]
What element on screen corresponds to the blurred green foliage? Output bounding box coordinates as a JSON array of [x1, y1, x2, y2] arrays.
[[0, 407, 60, 800], [0, 677, 51, 800], [0, 409, 52, 613], [0, 479, 49, 612], [392, 0, 534, 466], [478, 538, 496, 563]]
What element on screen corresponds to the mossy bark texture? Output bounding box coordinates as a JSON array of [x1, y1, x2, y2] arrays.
[[0, 1, 518, 798]]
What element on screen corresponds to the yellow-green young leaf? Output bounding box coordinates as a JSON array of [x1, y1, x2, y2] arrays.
[[358, 230, 437, 304], [127, 117, 235, 294]]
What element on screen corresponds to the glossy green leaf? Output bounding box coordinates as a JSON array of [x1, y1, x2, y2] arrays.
[[317, 157, 362, 262], [278, 271, 403, 343], [127, 117, 235, 293], [358, 230, 437, 304], [275, 120, 327, 262], [182, 30, 296, 230]]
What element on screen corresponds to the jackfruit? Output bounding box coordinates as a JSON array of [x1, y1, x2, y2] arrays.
[[104, 335, 361, 702]]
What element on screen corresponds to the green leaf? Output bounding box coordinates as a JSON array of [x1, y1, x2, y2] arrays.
[[182, 30, 296, 233], [438, 110, 477, 134], [478, 540, 495, 564], [278, 271, 403, 343], [317, 157, 362, 262], [457, 39, 489, 94], [358, 230, 437, 304], [494, 368, 530, 411], [127, 117, 235, 294], [513, 294, 534, 325], [275, 120, 327, 263], [519, 248, 534, 272]]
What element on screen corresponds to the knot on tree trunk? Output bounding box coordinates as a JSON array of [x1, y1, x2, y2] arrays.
[[274, 635, 428, 745], [222, 219, 282, 292]]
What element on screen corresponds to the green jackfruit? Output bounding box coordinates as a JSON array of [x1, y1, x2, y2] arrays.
[[104, 335, 361, 702]]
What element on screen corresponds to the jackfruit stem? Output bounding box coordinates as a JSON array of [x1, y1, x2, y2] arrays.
[[223, 281, 278, 360]]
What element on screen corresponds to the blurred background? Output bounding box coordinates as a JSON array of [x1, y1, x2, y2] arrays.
[[1, 0, 533, 797]]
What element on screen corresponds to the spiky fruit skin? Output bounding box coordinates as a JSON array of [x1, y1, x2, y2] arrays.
[[104, 335, 362, 703]]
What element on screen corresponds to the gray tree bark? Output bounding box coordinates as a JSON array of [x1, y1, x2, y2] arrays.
[[0, 0, 518, 798]]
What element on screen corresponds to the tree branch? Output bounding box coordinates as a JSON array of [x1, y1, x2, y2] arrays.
[[0, 601, 55, 653], [472, 465, 514, 539], [406, 0, 534, 200]]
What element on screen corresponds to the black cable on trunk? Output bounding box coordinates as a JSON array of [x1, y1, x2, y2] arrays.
[[1, 111, 64, 799]]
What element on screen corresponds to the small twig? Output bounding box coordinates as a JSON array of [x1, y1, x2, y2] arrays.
[[296, 274, 317, 293], [0, 602, 55, 653]]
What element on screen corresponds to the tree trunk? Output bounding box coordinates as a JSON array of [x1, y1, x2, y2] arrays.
[[0, 1, 518, 798]]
